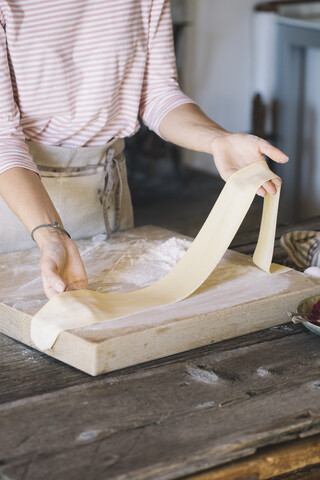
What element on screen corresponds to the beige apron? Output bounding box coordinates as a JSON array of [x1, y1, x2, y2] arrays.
[[0, 138, 134, 254]]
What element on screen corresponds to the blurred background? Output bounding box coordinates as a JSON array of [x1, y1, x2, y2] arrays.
[[126, 0, 320, 237]]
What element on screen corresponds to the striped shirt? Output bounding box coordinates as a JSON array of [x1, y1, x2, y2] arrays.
[[0, 0, 195, 174]]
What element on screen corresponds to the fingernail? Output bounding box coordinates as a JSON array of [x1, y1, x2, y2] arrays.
[[55, 281, 65, 293]]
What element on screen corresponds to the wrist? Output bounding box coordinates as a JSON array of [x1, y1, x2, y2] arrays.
[[209, 131, 232, 156], [33, 226, 71, 250], [31, 221, 70, 242]]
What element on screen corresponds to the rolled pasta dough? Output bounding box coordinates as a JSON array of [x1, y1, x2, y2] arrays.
[[31, 161, 286, 351]]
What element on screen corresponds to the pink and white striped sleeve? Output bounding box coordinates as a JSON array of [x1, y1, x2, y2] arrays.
[[139, 0, 197, 138], [0, 21, 38, 175]]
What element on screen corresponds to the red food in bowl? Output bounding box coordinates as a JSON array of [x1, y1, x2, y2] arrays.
[[308, 299, 320, 325]]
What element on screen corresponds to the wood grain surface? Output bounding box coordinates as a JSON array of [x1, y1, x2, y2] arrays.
[[1, 322, 320, 480], [1, 217, 320, 480], [187, 434, 320, 480]]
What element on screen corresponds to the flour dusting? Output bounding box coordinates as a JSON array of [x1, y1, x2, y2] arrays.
[[0, 227, 300, 320], [192, 250, 292, 310], [90, 237, 192, 293], [256, 367, 270, 377]]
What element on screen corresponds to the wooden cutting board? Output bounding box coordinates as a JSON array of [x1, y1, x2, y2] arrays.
[[0, 225, 319, 376]]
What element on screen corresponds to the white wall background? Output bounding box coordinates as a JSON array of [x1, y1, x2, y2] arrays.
[[175, 0, 320, 219], [180, 0, 294, 175], [181, 0, 259, 174], [300, 47, 320, 218]]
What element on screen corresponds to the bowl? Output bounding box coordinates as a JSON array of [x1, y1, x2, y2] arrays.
[[297, 294, 320, 336]]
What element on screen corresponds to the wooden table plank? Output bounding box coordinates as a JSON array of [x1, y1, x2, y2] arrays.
[[0, 321, 302, 404], [0, 334, 97, 404], [231, 215, 320, 266], [231, 215, 320, 249], [1, 323, 320, 480], [186, 434, 320, 480]]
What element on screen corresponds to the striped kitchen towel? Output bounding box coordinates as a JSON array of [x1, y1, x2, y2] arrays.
[[280, 231, 320, 269]]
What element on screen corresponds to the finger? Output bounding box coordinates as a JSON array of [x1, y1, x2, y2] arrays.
[[259, 140, 289, 164], [262, 180, 278, 195], [65, 264, 88, 291], [44, 275, 66, 298], [257, 186, 267, 197], [257, 178, 281, 198], [66, 278, 89, 292], [41, 263, 66, 299], [65, 243, 89, 289], [272, 176, 282, 187], [44, 284, 65, 299]]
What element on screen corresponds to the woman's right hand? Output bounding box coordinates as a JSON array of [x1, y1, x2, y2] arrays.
[[36, 232, 88, 299]]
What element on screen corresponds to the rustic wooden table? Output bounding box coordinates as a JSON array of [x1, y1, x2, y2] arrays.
[[1, 217, 320, 480]]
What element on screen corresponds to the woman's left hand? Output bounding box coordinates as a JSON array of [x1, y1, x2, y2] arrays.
[[210, 133, 289, 197], [39, 235, 88, 299]]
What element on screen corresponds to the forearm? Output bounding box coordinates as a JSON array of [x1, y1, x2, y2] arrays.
[[0, 167, 87, 298], [158, 103, 229, 154], [0, 167, 63, 247], [158, 101, 288, 198]]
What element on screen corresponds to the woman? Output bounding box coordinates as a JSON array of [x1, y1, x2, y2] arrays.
[[0, 0, 288, 299]]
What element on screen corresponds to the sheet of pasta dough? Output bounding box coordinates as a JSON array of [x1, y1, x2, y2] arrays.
[[31, 161, 286, 350]]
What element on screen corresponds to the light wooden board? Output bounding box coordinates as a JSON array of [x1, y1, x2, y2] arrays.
[[0, 225, 319, 375], [188, 434, 320, 480]]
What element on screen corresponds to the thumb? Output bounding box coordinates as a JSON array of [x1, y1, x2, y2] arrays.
[[259, 140, 289, 164], [41, 261, 66, 299]]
